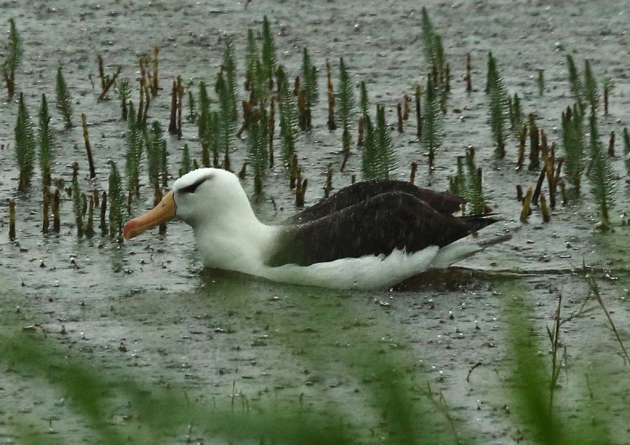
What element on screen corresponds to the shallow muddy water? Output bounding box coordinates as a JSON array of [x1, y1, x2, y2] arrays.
[[1, 0, 630, 443]]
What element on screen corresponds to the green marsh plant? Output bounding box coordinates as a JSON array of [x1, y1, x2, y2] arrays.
[[215, 70, 236, 171], [146, 120, 166, 191], [583, 59, 599, 114], [261, 16, 277, 91], [222, 37, 239, 123], [421, 7, 448, 89], [566, 54, 585, 112], [125, 102, 143, 200], [14, 92, 36, 192], [1, 18, 22, 99], [247, 107, 269, 196], [486, 52, 511, 158], [38, 94, 56, 190], [276, 66, 299, 166], [117, 78, 132, 121], [108, 160, 125, 239], [421, 76, 443, 172], [300, 48, 318, 126], [337, 57, 355, 156], [55, 66, 73, 128], [179, 143, 192, 177], [587, 114, 615, 230], [362, 105, 395, 180]]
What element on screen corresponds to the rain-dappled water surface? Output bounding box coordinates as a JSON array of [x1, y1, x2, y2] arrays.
[[2, 0, 630, 443]]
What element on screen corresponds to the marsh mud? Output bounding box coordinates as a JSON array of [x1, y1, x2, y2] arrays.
[[1, 0, 630, 443]]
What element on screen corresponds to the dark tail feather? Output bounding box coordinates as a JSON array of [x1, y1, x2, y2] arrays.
[[460, 214, 500, 233]]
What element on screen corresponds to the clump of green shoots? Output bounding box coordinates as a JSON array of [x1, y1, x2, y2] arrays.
[[449, 148, 485, 215], [421, 76, 443, 172], [215, 69, 236, 171], [337, 57, 355, 164], [125, 101, 143, 200], [179, 143, 193, 177], [222, 37, 239, 123], [421, 7, 448, 90], [261, 16, 277, 91], [38, 94, 56, 190], [116, 78, 132, 121], [55, 66, 73, 128], [108, 161, 125, 240], [1, 18, 22, 99], [362, 105, 395, 180], [248, 107, 269, 195], [587, 114, 615, 230], [566, 54, 585, 112], [14, 92, 36, 192], [276, 66, 299, 166], [583, 59, 599, 114], [245, 28, 268, 105], [511, 93, 525, 140], [146, 120, 166, 191], [186, 90, 198, 123], [486, 52, 511, 158], [357, 80, 369, 146], [300, 47, 318, 130]]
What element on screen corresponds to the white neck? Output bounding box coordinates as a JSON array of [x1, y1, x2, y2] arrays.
[[192, 208, 280, 275]]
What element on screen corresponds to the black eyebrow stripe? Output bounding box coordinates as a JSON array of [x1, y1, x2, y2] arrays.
[[179, 175, 211, 194]]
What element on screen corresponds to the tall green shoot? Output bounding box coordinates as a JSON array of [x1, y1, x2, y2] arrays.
[[222, 37, 238, 122], [38, 94, 56, 189], [248, 107, 269, 195], [583, 60, 599, 114], [421, 8, 447, 88], [566, 54, 585, 112], [1, 18, 22, 99], [14, 92, 36, 192], [108, 161, 125, 239], [421, 75, 442, 172], [125, 101, 143, 199], [276, 66, 299, 165], [179, 143, 192, 177], [55, 66, 73, 128], [116, 78, 131, 121], [362, 105, 395, 180], [561, 104, 585, 196], [486, 52, 511, 158], [215, 70, 235, 171], [301, 48, 318, 108], [146, 120, 165, 190], [587, 114, 615, 230], [261, 16, 277, 91], [337, 57, 355, 154]]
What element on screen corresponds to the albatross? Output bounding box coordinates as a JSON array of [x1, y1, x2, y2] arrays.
[[123, 168, 507, 290]]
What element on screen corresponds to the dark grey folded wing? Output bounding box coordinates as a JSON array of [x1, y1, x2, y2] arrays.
[[268, 191, 496, 267], [286, 180, 465, 224]]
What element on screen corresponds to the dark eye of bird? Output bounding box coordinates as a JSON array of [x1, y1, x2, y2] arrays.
[[179, 176, 210, 194]]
